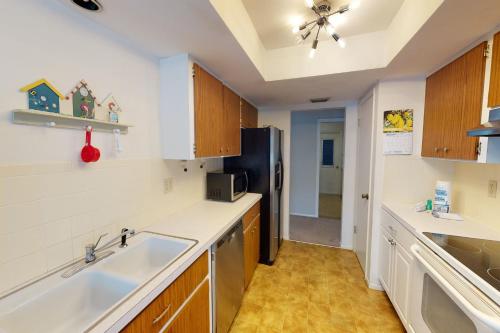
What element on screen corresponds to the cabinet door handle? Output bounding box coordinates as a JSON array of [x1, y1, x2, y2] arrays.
[[434, 147, 441, 153], [443, 147, 449, 153], [361, 193, 369, 200], [152, 303, 172, 325]]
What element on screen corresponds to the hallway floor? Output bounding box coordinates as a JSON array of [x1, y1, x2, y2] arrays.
[[229, 241, 405, 333], [289, 215, 341, 247], [319, 193, 342, 219]]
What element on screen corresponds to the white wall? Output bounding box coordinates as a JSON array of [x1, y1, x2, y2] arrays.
[[289, 110, 344, 217], [259, 101, 358, 249], [0, 1, 220, 293], [364, 79, 455, 287]]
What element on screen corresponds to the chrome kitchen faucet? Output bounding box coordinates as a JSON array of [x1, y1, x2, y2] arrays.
[[85, 228, 135, 263]]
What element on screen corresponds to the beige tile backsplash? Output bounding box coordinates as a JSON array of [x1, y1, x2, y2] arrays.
[[0, 158, 220, 294]]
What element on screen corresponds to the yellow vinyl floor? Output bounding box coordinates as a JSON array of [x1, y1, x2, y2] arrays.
[[230, 241, 405, 333]]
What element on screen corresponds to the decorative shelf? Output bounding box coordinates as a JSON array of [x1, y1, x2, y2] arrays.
[[12, 109, 132, 134]]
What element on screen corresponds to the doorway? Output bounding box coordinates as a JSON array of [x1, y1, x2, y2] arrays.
[[353, 93, 375, 274], [289, 109, 345, 247], [317, 121, 344, 221]]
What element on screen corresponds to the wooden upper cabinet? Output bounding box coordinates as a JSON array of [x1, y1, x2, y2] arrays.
[[223, 86, 241, 156], [160, 55, 244, 159], [194, 64, 224, 158], [422, 42, 486, 160], [241, 98, 258, 128], [488, 31, 500, 108]]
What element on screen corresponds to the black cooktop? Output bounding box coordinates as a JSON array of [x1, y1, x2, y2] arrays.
[[424, 232, 500, 292]]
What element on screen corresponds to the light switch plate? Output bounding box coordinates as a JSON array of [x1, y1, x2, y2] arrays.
[[488, 180, 497, 198]]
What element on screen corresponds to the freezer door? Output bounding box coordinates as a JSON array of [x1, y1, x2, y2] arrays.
[[268, 127, 281, 262]]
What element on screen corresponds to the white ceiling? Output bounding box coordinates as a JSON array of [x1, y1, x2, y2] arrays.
[[57, 0, 500, 107], [241, 0, 404, 49]]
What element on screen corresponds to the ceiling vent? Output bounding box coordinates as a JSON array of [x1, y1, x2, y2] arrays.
[[310, 97, 330, 103], [71, 0, 102, 12]]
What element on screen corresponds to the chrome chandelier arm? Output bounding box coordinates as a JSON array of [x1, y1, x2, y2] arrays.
[[301, 22, 318, 40]]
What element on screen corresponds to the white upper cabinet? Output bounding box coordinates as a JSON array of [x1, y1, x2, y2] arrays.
[[160, 54, 196, 160]]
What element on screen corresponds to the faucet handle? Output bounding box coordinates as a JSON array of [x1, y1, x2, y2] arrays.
[[93, 233, 108, 250]]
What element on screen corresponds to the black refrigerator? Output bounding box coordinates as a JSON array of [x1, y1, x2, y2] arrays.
[[224, 127, 284, 265]]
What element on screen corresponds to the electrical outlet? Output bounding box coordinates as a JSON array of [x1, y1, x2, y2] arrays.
[[164, 177, 174, 194], [488, 180, 497, 198]]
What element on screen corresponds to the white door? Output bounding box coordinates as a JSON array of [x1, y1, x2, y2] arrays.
[[319, 132, 344, 195], [354, 93, 374, 273]]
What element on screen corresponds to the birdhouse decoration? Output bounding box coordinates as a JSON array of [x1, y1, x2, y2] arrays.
[[20, 79, 65, 113], [101, 93, 122, 123], [67, 80, 100, 119]]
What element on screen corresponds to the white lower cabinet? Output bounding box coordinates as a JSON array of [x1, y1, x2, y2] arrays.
[[379, 209, 416, 333], [393, 243, 412, 324], [379, 228, 393, 292]]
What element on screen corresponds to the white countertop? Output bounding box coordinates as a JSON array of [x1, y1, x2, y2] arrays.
[[382, 201, 500, 305], [92, 193, 262, 333]]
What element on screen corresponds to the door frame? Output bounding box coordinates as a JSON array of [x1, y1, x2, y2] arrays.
[[316, 118, 345, 218], [353, 90, 377, 278]]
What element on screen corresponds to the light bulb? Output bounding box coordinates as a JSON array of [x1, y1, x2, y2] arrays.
[[338, 38, 346, 48], [326, 24, 335, 35], [292, 26, 300, 34], [328, 13, 347, 27], [349, 0, 361, 10], [309, 48, 316, 58], [305, 0, 314, 8]]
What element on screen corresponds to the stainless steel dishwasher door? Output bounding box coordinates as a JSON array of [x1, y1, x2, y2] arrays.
[[212, 221, 245, 333]]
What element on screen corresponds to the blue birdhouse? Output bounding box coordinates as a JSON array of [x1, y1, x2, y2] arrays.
[[20, 79, 65, 113]]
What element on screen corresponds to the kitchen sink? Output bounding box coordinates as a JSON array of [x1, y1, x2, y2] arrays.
[[0, 271, 137, 333], [99, 236, 193, 281], [0, 231, 197, 333]]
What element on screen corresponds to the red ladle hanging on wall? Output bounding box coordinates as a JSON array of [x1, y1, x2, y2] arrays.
[[81, 126, 100, 163]]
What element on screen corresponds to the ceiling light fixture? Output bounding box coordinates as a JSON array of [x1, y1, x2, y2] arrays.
[[293, 0, 360, 57]]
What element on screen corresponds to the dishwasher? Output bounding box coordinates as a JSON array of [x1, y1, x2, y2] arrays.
[[211, 220, 245, 333]]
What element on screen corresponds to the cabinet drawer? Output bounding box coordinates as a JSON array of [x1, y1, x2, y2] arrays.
[[381, 209, 417, 253], [164, 280, 210, 333], [121, 251, 208, 333], [243, 201, 260, 230]]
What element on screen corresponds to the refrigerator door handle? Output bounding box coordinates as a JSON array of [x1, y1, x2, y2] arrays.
[[244, 171, 249, 194], [277, 160, 283, 191]]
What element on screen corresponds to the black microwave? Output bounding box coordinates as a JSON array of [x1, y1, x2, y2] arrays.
[[206, 170, 248, 202]]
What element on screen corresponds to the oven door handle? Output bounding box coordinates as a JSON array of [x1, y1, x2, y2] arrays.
[[411, 244, 500, 331]]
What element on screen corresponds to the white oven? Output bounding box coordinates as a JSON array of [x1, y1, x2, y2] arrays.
[[410, 243, 500, 333]]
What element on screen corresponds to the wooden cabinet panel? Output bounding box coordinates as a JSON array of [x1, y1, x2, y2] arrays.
[[243, 222, 254, 289], [243, 201, 260, 230], [243, 215, 260, 289], [460, 42, 486, 159], [488, 32, 500, 108], [422, 42, 486, 160], [422, 68, 446, 157], [164, 280, 210, 333], [241, 99, 258, 128], [243, 201, 261, 289], [439, 55, 467, 160], [194, 64, 224, 158], [121, 252, 208, 333], [223, 86, 241, 156], [252, 215, 260, 272]]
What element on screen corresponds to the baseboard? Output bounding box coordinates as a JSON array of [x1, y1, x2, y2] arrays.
[[290, 212, 318, 218], [368, 279, 384, 291]]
